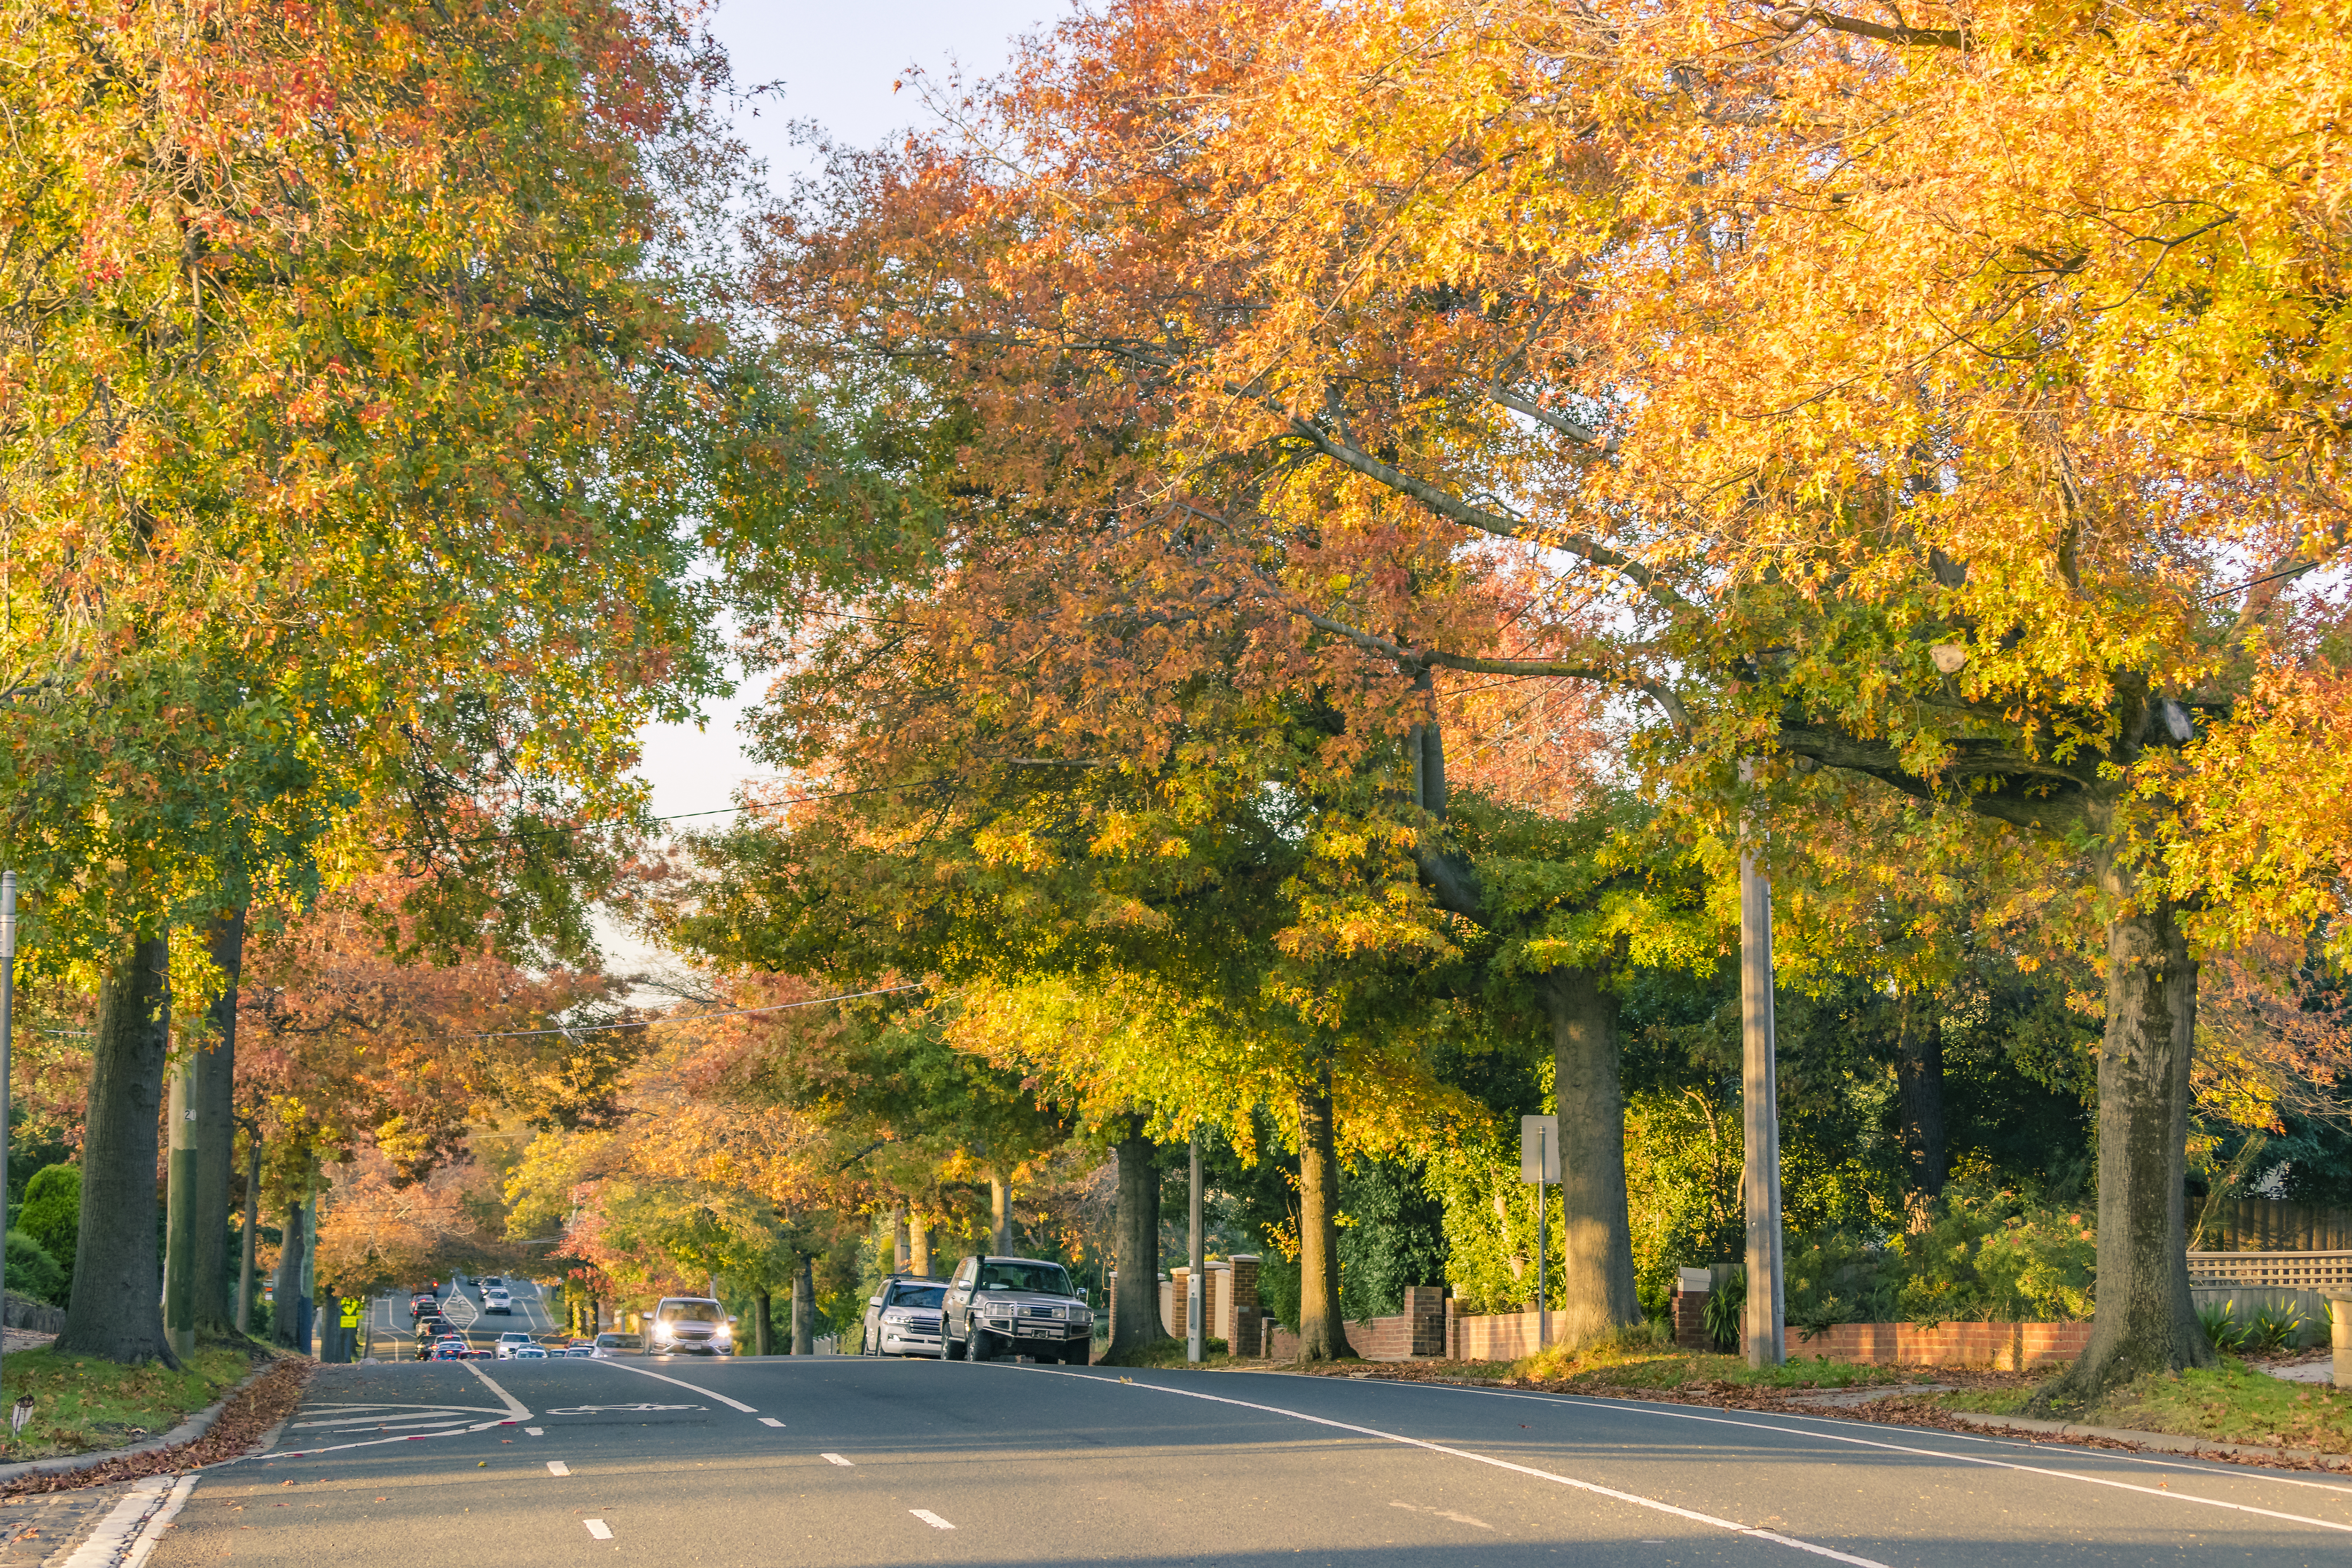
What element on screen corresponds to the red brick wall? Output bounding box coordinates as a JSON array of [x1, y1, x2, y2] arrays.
[[1785, 1320, 2092, 1369]]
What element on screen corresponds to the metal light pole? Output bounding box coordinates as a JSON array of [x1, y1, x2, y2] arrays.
[[1520, 1115, 1559, 1351], [165, 1032, 198, 1361], [1186, 1132, 1203, 1364], [1739, 763, 1785, 1369], [1, 871, 16, 1400]]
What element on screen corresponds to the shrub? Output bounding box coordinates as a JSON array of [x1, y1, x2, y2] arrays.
[[4, 1230, 66, 1306], [1785, 1232, 1902, 1335], [17, 1164, 79, 1290], [1703, 1268, 1745, 1352], [2198, 1299, 2246, 1353], [1890, 1181, 2096, 1323]]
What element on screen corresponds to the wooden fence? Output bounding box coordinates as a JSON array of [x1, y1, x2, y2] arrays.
[[2195, 1199, 2352, 1252]]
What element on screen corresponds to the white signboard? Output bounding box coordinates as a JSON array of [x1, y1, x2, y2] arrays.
[[1520, 1115, 1560, 1183]]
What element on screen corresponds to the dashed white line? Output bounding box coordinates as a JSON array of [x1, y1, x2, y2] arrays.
[[758, 1417, 785, 1428], [822, 1453, 853, 1466], [546, 1461, 570, 1476], [524, 1426, 544, 1436], [909, 1509, 954, 1530], [583, 1519, 614, 1541]]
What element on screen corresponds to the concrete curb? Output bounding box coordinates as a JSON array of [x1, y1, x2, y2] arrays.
[[1950, 1410, 2352, 1469], [0, 1357, 289, 1485]]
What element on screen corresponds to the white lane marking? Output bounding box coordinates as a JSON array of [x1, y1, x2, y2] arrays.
[[1023, 1369, 1887, 1567], [758, 1417, 786, 1428], [595, 1358, 758, 1413], [524, 1426, 544, 1436], [583, 1519, 614, 1541], [909, 1509, 954, 1530], [462, 1361, 532, 1421], [292, 1416, 473, 1432], [120, 1474, 197, 1568], [1465, 1389, 2352, 1539], [61, 1476, 174, 1568], [547, 1460, 571, 1476], [1392, 1499, 1493, 1531], [823, 1453, 853, 1466]]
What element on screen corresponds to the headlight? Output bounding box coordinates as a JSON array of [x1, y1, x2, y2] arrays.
[[982, 1302, 1012, 1319], [882, 1309, 909, 1324], [714, 1326, 731, 1340]]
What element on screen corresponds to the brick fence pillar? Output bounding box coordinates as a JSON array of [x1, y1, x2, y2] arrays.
[[1672, 1267, 1713, 1351], [1403, 1285, 1447, 1358], [1229, 1254, 1263, 1359]]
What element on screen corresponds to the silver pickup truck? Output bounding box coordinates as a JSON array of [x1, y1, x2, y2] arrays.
[[939, 1254, 1093, 1364]]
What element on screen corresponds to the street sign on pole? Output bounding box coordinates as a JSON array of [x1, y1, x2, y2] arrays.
[[1521, 1115, 1557, 1348]]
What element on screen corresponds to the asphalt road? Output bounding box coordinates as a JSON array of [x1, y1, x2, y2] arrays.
[[146, 1355, 2352, 1566]]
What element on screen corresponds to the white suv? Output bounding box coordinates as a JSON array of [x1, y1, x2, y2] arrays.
[[649, 1297, 733, 1355], [494, 1332, 536, 1359]]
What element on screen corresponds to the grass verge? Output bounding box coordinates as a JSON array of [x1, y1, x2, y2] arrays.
[[1936, 1357, 2352, 1453], [0, 1340, 257, 1461]]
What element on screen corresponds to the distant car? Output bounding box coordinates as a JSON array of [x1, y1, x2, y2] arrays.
[[429, 1341, 471, 1361], [510, 1344, 550, 1360], [862, 1275, 947, 1357], [562, 1344, 595, 1358], [648, 1297, 732, 1356], [409, 1290, 439, 1320], [478, 1275, 506, 1292], [482, 1289, 512, 1315], [494, 1332, 536, 1360], [591, 1333, 643, 1358], [939, 1254, 1092, 1365]]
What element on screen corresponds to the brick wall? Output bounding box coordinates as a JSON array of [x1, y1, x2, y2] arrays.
[[1784, 1320, 2092, 1369], [1672, 1289, 1712, 1351]]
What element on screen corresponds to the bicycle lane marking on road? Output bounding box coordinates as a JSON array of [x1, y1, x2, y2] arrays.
[[592, 1358, 758, 1413], [1013, 1367, 1890, 1568], [1374, 1381, 2352, 1535]]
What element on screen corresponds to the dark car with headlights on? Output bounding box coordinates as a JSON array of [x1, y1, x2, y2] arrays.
[[939, 1255, 1091, 1364], [862, 1275, 946, 1356]]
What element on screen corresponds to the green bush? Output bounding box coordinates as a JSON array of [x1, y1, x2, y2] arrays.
[[1892, 1182, 2096, 1322], [1785, 1232, 1903, 1334], [4, 1230, 66, 1306], [17, 1165, 78, 1291]]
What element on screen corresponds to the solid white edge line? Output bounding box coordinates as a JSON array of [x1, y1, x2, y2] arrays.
[[1399, 1383, 2352, 1536], [1013, 1367, 1886, 1566], [121, 1474, 198, 1568], [909, 1509, 955, 1529], [461, 1362, 532, 1421], [596, 1358, 758, 1413], [62, 1476, 174, 1568]]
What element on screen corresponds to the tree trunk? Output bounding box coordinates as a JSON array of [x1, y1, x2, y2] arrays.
[[1109, 1117, 1161, 1358], [2050, 887, 2214, 1404], [316, 1283, 342, 1363], [56, 935, 180, 1367], [1895, 991, 1949, 1227], [908, 1208, 932, 1278], [754, 1288, 773, 1356], [791, 1254, 815, 1354], [890, 1202, 909, 1271], [271, 1195, 308, 1351], [1543, 967, 1641, 1345], [1296, 1060, 1355, 1361], [194, 909, 243, 1332], [236, 1128, 260, 1334], [990, 1170, 1011, 1255]]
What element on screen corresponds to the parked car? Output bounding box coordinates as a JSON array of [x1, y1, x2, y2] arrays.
[[862, 1275, 947, 1357], [510, 1344, 550, 1360], [648, 1297, 732, 1355], [939, 1255, 1092, 1365], [590, 1333, 643, 1358], [494, 1332, 537, 1360]]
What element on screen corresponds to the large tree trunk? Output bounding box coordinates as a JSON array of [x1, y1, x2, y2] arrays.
[[194, 909, 244, 1332], [2050, 887, 2214, 1404], [890, 1202, 909, 1270], [753, 1287, 774, 1355], [1895, 989, 1949, 1228], [1109, 1117, 1161, 1358], [990, 1170, 1011, 1254], [908, 1208, 932, 1278], [271, 1195, 308, 1351], [57, 936, 180, 1367], [1543, 967, 1641, 1346], [1296, 1061, 1355, 1361], [791, 1254, 815, 1354]]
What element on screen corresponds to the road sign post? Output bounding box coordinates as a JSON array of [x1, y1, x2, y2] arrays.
[[1521, 1115, 1559, 1350]]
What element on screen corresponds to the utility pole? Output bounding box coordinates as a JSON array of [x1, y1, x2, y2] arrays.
[[1, 871, 17, 1399], [1187, 1132, 1203, 1364], [1740, 761, 1785, 1369], [165, 1029, 198, 1361]]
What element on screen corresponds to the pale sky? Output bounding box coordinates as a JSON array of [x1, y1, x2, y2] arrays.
[[606, 0, 1065, 974]]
